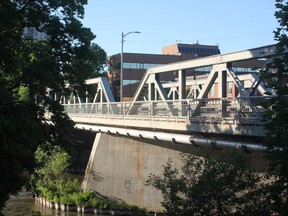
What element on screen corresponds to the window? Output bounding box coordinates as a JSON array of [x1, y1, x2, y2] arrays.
[[123, 62, 130, 69], [195, 66, 212, 72], [122, 62, 164, 70], [210, 84, 215, 96], [123, 79, 139, 85], [130, 63, 138, 69], [228, 82, 233, 95], [232, 67, 255, 73]]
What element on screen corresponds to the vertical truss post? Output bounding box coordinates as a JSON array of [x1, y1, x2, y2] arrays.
[[178, 69, 186, 116], [218, 64, 228, 117], [178, 69, 186, 100], [100, 89, 103, 103], [148, 82, 155, 101]]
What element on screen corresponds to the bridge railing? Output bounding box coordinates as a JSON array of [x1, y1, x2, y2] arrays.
[[190, 97, 266, 123], [63, 100, 190, 121], [62, 96, 269, 125]]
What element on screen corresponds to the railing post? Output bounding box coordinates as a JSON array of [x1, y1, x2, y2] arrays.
[[73, 96, 76, 113], [187, 99, 191, 121], [181, 100, 186, 117], [123, 102, 125, 119], [150, 101, 153, 119], [85, 91, 88, 114], [222, 98, 227, 117]]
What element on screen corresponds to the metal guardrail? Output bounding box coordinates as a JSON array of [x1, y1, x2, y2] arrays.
[[63, 97, 268, 125]]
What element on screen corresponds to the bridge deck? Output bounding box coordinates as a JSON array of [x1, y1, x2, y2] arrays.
[[64, 97, 265, 137]]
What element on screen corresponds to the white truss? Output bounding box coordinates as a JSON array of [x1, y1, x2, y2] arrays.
[[132, 44, 276, 103], [60, 77, 115, 106]]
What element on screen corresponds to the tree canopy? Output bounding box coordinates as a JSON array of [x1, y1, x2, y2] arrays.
[[261, 0, 288, 214], [146, 154, 276, 216], [0, 0, 106, 210]]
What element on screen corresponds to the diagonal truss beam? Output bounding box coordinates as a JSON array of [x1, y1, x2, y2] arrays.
[[85, 77, 115, 103], [192, 66, 219, 116]]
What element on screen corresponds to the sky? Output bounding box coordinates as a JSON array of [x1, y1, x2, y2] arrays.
[[82, 0, 278, 56]]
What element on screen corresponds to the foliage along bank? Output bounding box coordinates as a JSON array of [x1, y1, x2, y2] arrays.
[[31, 144, 148, 216]]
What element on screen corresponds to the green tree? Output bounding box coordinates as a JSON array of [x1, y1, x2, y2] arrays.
[[146, 154, 276, 216], [0, 0, 106, 210], [34, 145, 71, 181], [31, 145, 81, 199], [261, 0, 288, 214]]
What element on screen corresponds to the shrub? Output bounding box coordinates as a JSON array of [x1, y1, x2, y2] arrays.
[[60, 193, 74, 205], [52, 195, 60, 204], [45, 190, 54, 202], [36, 186, 49, 198], [74, 191, 95, 207], [97, 199, 108, 209], [89, 196, 99, 208], [55, 178, 80, 195]]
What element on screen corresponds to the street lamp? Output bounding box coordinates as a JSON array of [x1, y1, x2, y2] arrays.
[[120, 31, 141, 102]]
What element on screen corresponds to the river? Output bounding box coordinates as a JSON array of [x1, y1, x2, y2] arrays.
[[2, 191, 88, 216]]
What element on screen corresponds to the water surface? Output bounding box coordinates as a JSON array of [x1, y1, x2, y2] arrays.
[[3, 191, 84, 216]]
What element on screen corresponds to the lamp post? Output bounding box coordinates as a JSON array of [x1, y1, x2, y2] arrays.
[[120, 31, 141, 102]]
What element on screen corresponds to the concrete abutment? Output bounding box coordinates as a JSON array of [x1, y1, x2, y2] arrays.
[[82, 132, 191, 211], [82, 132, 267, 211]]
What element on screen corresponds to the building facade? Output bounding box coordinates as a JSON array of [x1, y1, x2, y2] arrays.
[[22, 27, 48, 41]]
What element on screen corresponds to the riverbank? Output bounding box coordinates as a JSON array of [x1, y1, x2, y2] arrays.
[[35, 196, 141, 215], [2, 191, 97, 216], [2, 192, 164, 216]]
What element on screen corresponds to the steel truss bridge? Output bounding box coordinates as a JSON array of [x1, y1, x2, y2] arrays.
[[57, 44, 279, 151]]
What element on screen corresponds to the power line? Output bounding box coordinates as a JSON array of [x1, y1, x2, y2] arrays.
[[126, 32, 274, 44]]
